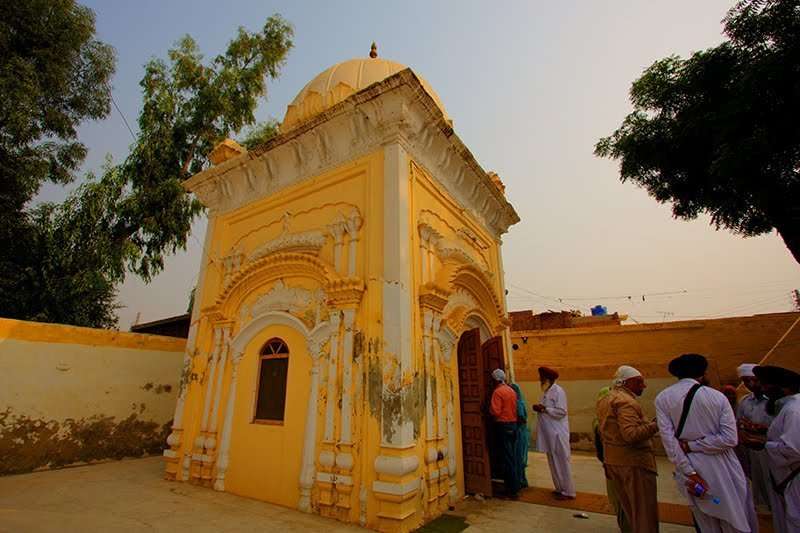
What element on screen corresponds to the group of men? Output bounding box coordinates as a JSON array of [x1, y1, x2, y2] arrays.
[[489, 366, 576, 501], [597, 354, 800, 533], [488, 355, 800, 533]]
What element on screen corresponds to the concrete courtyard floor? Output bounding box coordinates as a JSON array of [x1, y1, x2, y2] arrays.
[[0, 454, 693, 533]]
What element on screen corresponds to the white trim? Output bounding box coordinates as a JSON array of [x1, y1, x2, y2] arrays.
[[372, 478, 420, 497], [339, 308, 356, 444]]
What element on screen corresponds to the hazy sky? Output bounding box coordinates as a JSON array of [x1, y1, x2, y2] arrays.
[[41, 0, 799, 329]]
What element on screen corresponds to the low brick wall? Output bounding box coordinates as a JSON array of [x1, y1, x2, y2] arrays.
[[0, 318, 185, 475]]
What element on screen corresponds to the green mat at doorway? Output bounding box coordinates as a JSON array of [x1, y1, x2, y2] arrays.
[[415, 514, 469, 533]]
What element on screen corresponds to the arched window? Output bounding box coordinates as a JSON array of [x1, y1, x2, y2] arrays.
[[254, 338, 289, 423]]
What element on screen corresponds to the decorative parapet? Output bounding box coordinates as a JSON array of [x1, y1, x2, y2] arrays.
[[183, 69, 519, 238]]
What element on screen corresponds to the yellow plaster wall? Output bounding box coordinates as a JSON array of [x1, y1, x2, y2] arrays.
[[224, 324, 309, 508], [179, 151, 385, 522], [512, 312, 800, 451], [0, 319, 185, 474]]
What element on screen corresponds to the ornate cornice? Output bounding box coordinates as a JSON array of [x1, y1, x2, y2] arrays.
[[182, 69, 519, 239], [325, 278, 366, 308], [418, 283, 450, 313]]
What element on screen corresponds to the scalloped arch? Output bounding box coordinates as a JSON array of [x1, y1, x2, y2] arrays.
[[439, 264, 505, 335], [217, 252, 339, 317]]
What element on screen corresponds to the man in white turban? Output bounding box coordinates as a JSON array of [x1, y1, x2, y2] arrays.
[[736, 362, 774, 510], [598, 365, 660, 531]]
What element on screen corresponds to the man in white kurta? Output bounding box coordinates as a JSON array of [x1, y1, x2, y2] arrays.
[[755, 365, 800, 533], [736, 363, 774, 509], [532, 366, 575, 499], [655, 353, 757, 533]]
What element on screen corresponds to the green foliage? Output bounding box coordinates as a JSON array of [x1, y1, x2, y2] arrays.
[[0, 0, 115, 216], [0, 0, 116, 326], [117, 15, 293, 280], [595, 0, 800, 263], [239, 118, 280, 150], [0, 163, 129, 328], [0, 6, 293, 328]]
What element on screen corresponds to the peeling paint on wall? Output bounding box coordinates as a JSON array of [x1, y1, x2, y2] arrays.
[[0, 408, 171, 475], [141, 383, 174, 394], [380, 372, 424, 442]]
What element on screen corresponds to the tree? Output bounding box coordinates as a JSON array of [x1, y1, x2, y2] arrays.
[[0, 0, 115, 221], [0, 8, 293, 327], [595, 0, 800, 263], [0, 0, 115, 324], [115, 16, 293, 280]]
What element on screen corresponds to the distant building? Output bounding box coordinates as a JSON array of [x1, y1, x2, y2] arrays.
[[130, 314, 190, 339]]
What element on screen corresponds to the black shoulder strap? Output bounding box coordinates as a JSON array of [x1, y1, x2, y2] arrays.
[[675, 383, 703, 439], [771, 464, 800, 495]]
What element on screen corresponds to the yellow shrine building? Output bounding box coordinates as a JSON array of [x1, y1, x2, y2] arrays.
[[164, 47, 520, 532]]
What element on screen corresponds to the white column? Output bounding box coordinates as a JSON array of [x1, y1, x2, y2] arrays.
[[323, 312, 342, 442], [381, 142, 414, 446], [299, 357, 323, 512], [205, 325, 231, 457], [432, 316, 445, 439], [329, 222, 346, 275], [193, 326, 222, 474], [213, 354, 241, 491], [345, 210, 362, 278], [419, 226, 431, 284], [339, 308, 356, 443], [423, 310, 435, 439]]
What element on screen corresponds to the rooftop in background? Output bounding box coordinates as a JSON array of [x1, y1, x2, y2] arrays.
[[130, 313, 190, 338], [510, 310, 626, 331]]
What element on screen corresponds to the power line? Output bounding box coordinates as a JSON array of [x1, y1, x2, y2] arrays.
[[110, 91, 136, 140]]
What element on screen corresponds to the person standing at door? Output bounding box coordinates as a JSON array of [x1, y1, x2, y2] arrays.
[[489, 368, 520, 498], [655, 353, 757, 533], [510, 382, 531, 489], [754, 364, 800, 533], [532, 366, 576, 500], [597, 365, 660, 532]]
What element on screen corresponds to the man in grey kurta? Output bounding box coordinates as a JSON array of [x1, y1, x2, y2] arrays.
[[736, 362, 774, 509], [755, 365, 800, 533], [655, 353, 757, 532]]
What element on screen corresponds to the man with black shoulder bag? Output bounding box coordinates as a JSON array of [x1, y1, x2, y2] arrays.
[[655, 353, 757, 532]]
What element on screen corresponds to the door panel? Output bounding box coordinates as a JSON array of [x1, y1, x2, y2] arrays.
[[482, 335, 505, 482], [458, 328, 492, 496]]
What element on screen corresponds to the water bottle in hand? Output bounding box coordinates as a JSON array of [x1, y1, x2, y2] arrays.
[[675, 472, 721, 505]]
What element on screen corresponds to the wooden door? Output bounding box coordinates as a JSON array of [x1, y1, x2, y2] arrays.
[[482, 336, 506, 482], [458, 328, 492, 496]]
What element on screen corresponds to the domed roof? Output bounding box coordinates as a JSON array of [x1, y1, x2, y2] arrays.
[[282, 53, 450, 130]]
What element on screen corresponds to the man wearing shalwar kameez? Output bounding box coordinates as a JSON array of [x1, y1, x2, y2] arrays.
[[754, 365, 800, 533], [532, 366, 576, 500], [736, 363, 774, 510], [598, 365, 660, 532], [489, 369, 520, 498], [655, 353, 757, 533]]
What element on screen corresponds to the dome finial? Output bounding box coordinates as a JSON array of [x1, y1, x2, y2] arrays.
[[369, 42, 378, 58]]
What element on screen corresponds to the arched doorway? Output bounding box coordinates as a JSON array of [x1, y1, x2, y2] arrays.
[[456, 322, 505, 497]]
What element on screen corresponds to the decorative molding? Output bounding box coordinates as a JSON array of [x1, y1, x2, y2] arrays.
[[435, 321, 458, 364], [325, 278, 366, 308], [183, 69, 519, 239], [374, 454, 419, 477], [441, 289, 479, 319], [248, 229, 326, 262], [250, 280, 323, 320]]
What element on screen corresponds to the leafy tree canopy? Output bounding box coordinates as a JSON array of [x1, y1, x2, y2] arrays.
[[0, 6, 293, 328], [0, 0, 115, 216], [595, 0, 800, 263], [115, 15, 293, 280]]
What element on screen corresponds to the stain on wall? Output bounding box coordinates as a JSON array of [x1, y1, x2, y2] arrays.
[[0, 318, 184, 476]]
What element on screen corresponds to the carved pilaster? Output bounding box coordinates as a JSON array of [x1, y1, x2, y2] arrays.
[[203, 324, 232, 485], [213, 352, 240, 492], [191, 326, 222, 482], [328, 219, 346, 275], [344, 210, 362, 278]]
